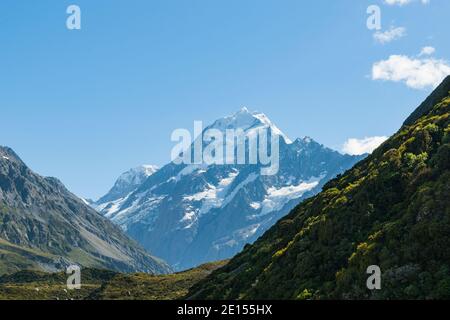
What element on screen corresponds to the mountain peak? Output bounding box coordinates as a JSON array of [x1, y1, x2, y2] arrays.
[[208, 108, 292, 144], [96, 165, 159, 205], [292, 136, 317, 146], [238, 106, 250, 113], [95, 112, 362, 269], [0, 146, 23, 164], [116, 165, 159, 184]]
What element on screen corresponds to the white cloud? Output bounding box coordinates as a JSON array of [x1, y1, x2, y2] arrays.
[[384, 0, 429, 6], [342, 136, 388, 156], [374, 26, 406, 44], [372, 53, 450, 89], [419, 46, 436, 56]]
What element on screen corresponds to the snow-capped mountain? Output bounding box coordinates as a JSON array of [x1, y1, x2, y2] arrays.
[[95, 109, 364, 270], [96, 165, 159, 214], [207, 107, 292, 143]]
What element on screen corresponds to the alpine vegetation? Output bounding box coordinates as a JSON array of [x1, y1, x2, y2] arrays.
[[189, 76, 450, 300]]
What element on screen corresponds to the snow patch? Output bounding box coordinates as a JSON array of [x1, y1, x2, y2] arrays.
[[213, 223, 261, 250], [98, 194, 131, 218], [221, 172, 259, 208], [112, 194, 166, 230], [171, 164, 208, 183], [250, 202, 261, 210], [182, 170, 240, 223], [80, 198, 93, 206], [253, 175, 325, 218]]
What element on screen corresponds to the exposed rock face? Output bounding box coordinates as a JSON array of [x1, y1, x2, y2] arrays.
[[0, 146, 171, 275]]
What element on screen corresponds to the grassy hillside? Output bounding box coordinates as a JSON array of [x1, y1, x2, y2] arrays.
[[188, 77, 450, 300], [0, 238, 57, 275], [0, 261, 226, 300]]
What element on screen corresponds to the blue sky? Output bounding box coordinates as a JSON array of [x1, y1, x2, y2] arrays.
[[0, 0, 449, 199]]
